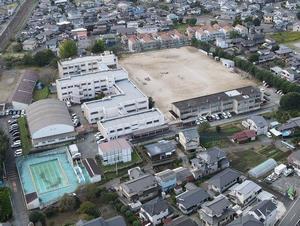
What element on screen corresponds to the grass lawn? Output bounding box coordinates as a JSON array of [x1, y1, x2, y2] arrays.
[[101, 149, 142, 173], [18, 117, 32, 154], [33, 86, 49, 101], [200, 124, 242, 148], [229, 151, 267, 172], [271, 32, 300, 43]]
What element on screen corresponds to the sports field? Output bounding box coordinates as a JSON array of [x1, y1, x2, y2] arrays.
[[29, 159, 69, 194]]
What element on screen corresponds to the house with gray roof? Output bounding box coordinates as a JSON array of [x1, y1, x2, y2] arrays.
[[199, 194, 235, 226], [176, 187, 210, 214], [26, 99, 76, 148], [178, 128, 200, 151], [76, 216, 126, 226], [228, 214, 263, 226], [248, 200, 277, 226], [145, 140, 177, 164], [278, 117, 300, 133], [191, 147, 229, 179], [119, 173, 160, 203], [207, 168, 242, 193], [288, 150, 300, 175], [155, 169, 177, 192], [164, 215, 198, 226], [139, 197, 172, 226], [246, 115, 268, 135], [229, 180, 262, 207]]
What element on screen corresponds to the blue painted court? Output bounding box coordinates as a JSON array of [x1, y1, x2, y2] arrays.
[[16, 147, 90, 207]]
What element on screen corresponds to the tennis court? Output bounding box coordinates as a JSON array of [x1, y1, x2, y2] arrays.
[[29, 159, 69, 194]]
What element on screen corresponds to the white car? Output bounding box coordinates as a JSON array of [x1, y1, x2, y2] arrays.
[[66, 101, 71, 108], [222, 112, 228, 119], [266, 132, 272, 138], [226, 112, 232, 118], [12, 115, 20, 119], [94, 132, 102, 137]]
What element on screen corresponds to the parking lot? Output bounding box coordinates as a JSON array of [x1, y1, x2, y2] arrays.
[[271, 174, 300, 196], [120, 47, 256, 119]]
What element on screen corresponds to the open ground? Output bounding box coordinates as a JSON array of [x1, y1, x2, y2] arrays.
[[120, 47, 255, 119]]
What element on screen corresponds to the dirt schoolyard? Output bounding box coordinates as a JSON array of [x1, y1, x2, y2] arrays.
[[120, 47, 255, 118]]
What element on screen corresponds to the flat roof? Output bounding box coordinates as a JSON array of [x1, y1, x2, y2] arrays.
[[172, 86, 261, 110], [98, 108, 164, 128], [57, 68, 128, 84], [82, 79, 147, 110], [59, 52, 116, 65]]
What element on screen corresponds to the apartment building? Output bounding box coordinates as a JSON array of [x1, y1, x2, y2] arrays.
[[171, 86, 262, 120], [57, 52, 118, 77], [56, 69, 128, 103], [81, 79, 148, 123], [97, 108, 165, 140]]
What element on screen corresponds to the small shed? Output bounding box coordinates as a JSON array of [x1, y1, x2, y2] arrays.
[[248, 158, 277, 178]]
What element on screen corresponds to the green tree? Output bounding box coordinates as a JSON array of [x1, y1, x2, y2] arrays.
[[12, 42, 23, 52], [280, 92, 300, 111], [33, 49, 56, 67], [248, 53, 259, 63], [297, 11, 300, 20], [0, 188, 12, 222], [78, 201, 100, 218], [59, 194, 80, 212], [233, 17, 242, 26], [59, 40, 77, 59], [91, 39, 106, 54], [186, 18, 197, 26], [271, 44, 279, 52], [198, 121, 211, 133], [29, 211, 46, 226], [0, 130, 8, 178], [132, 221, 141, 226], [229, 30, 241, 39], [22, 54, 34, 65], [253, 18, 261, 26]]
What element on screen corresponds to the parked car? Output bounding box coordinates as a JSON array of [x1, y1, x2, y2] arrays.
[[12, 115, 20, 119], [8, 119, 17, 125], [11, 136, 20, 142], [11, 143, 21, 148]]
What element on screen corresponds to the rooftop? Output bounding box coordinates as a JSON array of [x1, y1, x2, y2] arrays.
[[145, 140, 176, 157], [98, 138, 131, 154], [207, 168, 241, 190]]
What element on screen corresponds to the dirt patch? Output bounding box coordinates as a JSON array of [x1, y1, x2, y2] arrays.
[[0, 69, 22, 102], [120, 47, 256, 119]]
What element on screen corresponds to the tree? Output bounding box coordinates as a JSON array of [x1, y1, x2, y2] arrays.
[[86, 184, 103, 201], [186, 18, 197, 26], [297, 11, 300, 20], [280, 92, 300, 111], [132, 220, 141, 226], [0, 130, 8, 179], [198, 121, 211, 133], [148, 97, 155, 108], [248, 53, 259, 63], [12, 42, 23, 52], [229, 31, 241, 39], [233, 17, 242, 26], [0, 188, 12, 222], [271, 44, 279, 52], [253, 18, 261, 26], [33, 49, 56, 67], [59, 194, 80, 212], [91, 39, 106, 54], [78, 201, 100, 218], [59, 40, 77, 59], [29, 211, 46, 226]]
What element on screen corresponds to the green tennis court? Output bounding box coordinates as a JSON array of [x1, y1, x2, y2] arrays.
[[29, 159, 69, 194]]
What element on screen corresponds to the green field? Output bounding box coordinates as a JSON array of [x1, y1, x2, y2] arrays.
[[271, 32, 300, 43], [33, 86, 49, 101], [18, 117, 32, 153]]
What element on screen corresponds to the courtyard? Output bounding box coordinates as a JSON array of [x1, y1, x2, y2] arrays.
[[120, 46, 255, 119]]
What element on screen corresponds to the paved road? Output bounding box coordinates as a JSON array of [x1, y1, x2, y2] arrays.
[[279, 197, 300, 226]]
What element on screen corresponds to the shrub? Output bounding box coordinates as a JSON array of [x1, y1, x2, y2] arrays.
[[29, 211, 46, 226], [58, 194, 80, 212], [0, 188, 12, 222], [78, 201, 100, 218]]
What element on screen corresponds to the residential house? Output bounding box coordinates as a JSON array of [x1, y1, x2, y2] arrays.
[[155, 169, 177, 192], [288, 150, 300, 175], [245, 115, 268, 135], [263, 13, 273, 24], [119, 173, 160, 203], [76, 216, 127, 226], [178, 128, 200, 151], [229, 180, 262, 207], [199, 194, 235, 226], [23, 38, 37, 51], [231, 130, 256, 144], [293, 22, 300, 31], [278, 116, 300, 134], [139, 197, 172, 226], [98, 138, 132, 166], [145, 140, 177, 163], [280, 68, 300, 82], [275, 46, 293, 58], [228, 214, 263, 226], [248, 200, 277, 226], [173, 167, 194, 185], [234, 25, 248, 37], [207, 168, 242, 194], [190, 147, 229, 179], [164, 215, 198, 226], [176, 187, 210, 214]]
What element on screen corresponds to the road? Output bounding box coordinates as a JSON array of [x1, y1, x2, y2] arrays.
[[279, 197, 300, 226], [1, 117, 29, 226], [0, 0, 37, 51]]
